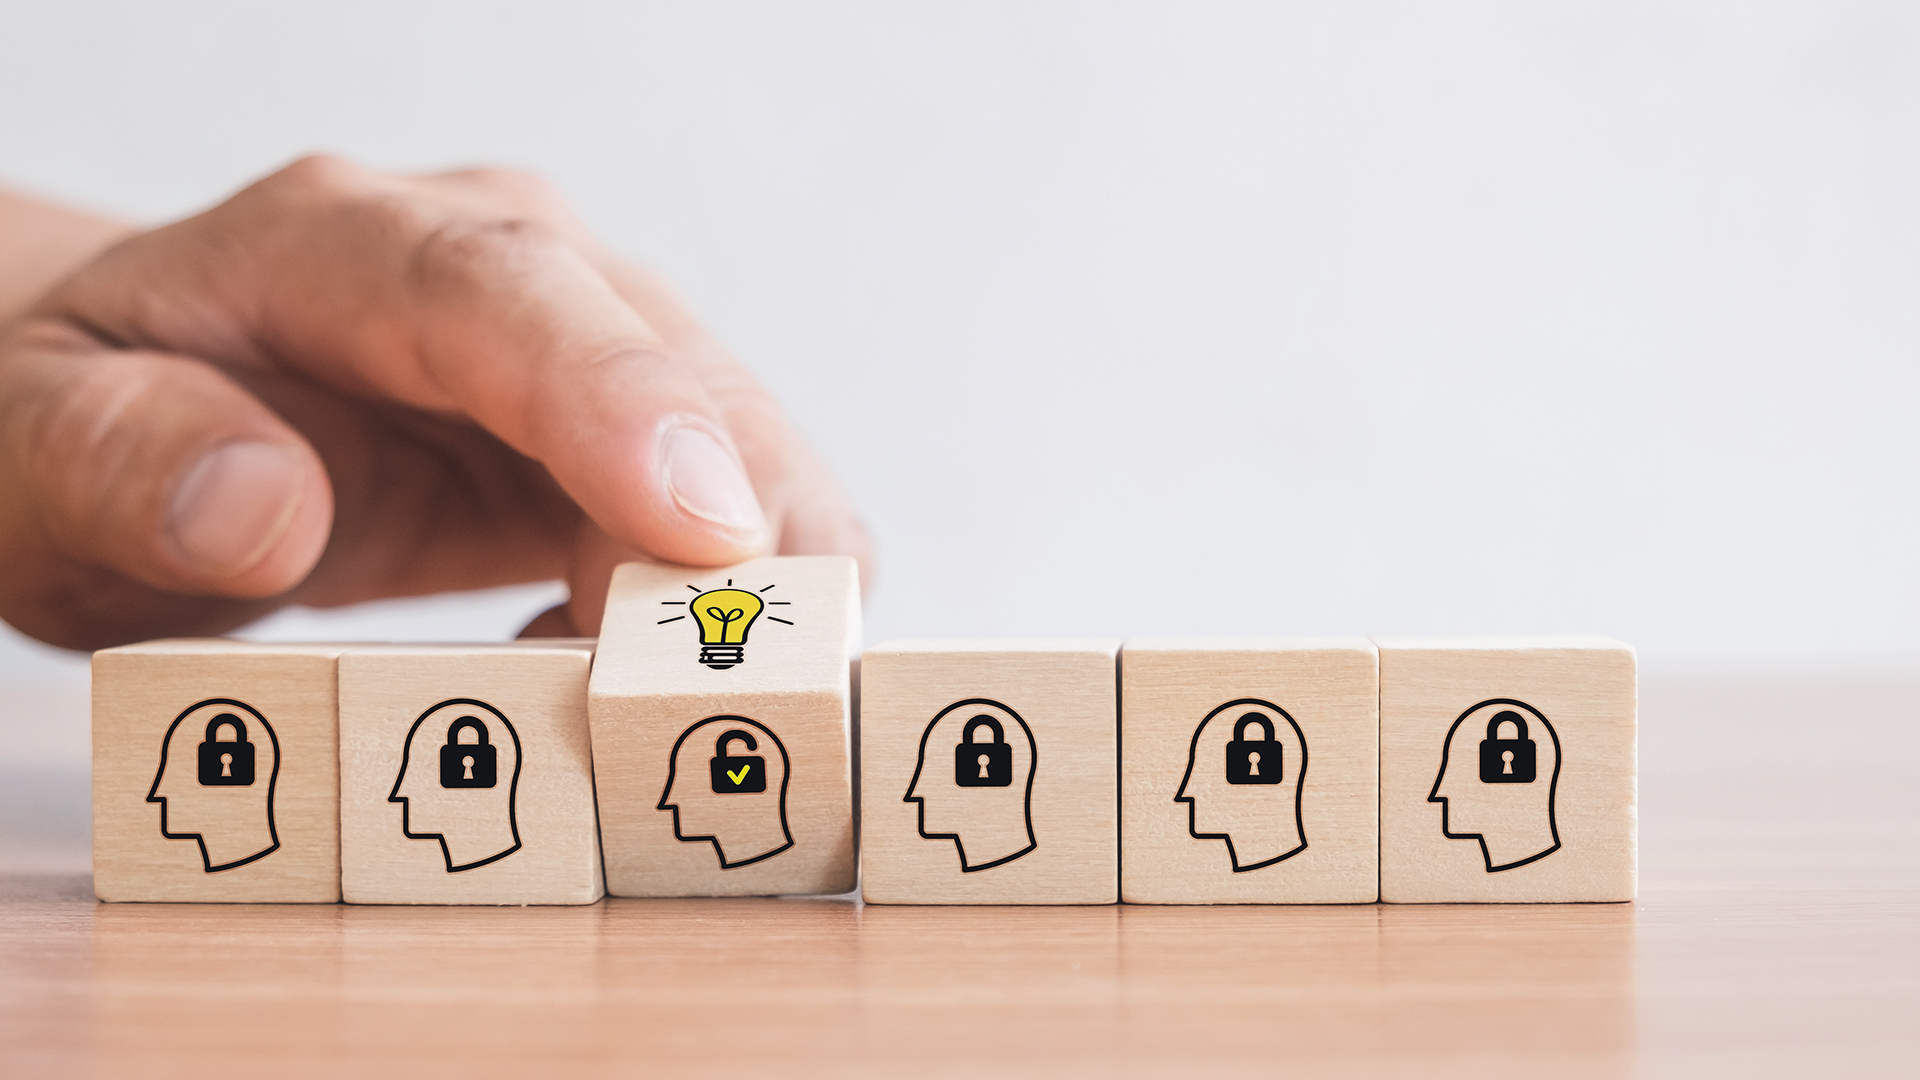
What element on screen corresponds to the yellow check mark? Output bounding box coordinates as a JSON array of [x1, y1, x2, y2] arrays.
[[727, 765, 752, 786]]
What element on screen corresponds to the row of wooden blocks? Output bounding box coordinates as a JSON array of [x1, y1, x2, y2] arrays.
[[93, 556, 1636, 906]]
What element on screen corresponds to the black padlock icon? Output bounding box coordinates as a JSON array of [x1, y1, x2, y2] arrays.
[[953, 715, 1014, 787], [710, 729, 767, 793], [196, 713, 256, 786], [1225, 713, 1283, 785], [1478, 710, 1537, 784], [439, 716, 498, 788]]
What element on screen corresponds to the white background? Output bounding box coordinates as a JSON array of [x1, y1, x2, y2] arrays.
[[2, 2, 1917, 766]]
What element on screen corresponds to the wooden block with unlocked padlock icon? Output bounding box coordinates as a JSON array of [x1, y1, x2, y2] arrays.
[[589, 555, 859, 898]]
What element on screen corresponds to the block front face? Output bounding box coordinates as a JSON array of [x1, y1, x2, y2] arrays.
[[860, 641, 1120, 905], [589, 556, 858, 897], [1120, 639, 1379, 904], [92, 642, 342, 903], [338, 643, 603, 905], [1377, 638, 1636, 903]]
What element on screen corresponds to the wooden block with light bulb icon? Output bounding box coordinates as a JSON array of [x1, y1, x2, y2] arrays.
[[587, 555, 859, 897], [336, 640, 603, 905], [1119, 638, 1379, 904], [1375, 637, 1636, 903], [91, 640, 347, 903], [858, 639, 1120, 905]]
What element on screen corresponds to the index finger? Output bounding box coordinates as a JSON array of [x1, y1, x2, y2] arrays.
[[45, 156, 771, 570]]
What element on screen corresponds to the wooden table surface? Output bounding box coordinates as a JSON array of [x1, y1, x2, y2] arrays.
[[2, 671, 1916, 1078]]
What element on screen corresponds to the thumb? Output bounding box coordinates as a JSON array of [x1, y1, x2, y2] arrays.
[[1, 333, 332, 602]]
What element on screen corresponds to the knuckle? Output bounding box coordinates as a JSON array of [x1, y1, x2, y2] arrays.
[[255, 153, 373, 201], [441, 166, 575, 224], [410, 215, 571, 293], [465, 167, 558, 204]]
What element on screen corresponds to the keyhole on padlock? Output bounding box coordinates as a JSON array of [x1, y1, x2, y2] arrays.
[[1502, 750, 1514, 775], [462, 755, 475, 781], [977, 754, 990, 779], [1247, 751, 1261, 776], [220, 752, 232, 777]]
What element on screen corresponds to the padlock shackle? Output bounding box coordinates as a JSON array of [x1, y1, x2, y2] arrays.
[[1233, 713, 1276, 743], [203, 713, 247, 745], [1486, 711, 1529, 742], [716, 728, 758, 756], [446, 716, 491, 747], [962, 715, 1005, 745]]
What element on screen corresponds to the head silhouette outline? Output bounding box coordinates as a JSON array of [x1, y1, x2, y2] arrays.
[[147, 699, 280, 872], [659, 715, 792, 869], [1429, 698, 1561, 872], [1174, 698, 1307, 872], [390, 699, 522, 873], [905, 699, 1037, 872]]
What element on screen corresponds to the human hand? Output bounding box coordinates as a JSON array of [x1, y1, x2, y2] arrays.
[[0, 157, 871, 650]]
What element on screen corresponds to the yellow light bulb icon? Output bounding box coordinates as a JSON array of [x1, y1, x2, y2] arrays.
[[691, 587, 764, 669]]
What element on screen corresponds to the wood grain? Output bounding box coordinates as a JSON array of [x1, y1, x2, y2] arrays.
[[337, 642, 602, 906], [589, 557, 859, 897], [859, 640, 1120, 904], [8, 669, 1913, 1077]]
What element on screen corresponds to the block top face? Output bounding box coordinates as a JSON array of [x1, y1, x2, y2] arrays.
[[1123, 637, 1377, 656], [337, 640, 596, 656], [593, 556, 858, 697], [1370, 636, 1632, 655], [95, 640, 356, 657], [868, 639, 1120, 657]]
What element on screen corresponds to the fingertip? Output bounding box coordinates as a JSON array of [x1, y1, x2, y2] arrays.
[[663, 424, 768, 542], [584, 419, 772, 569]]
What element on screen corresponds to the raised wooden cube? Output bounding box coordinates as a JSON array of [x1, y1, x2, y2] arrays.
[[1120, 638, 1378, 904], [337, 641, 603, 905], [1376, 637, 1636, 903], [859, 640, 1120, 905], [92, 640, 343, 903], [588, 556, 858, 897]]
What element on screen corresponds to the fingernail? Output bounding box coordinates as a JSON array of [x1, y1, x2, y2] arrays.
[[664, 426, 766, 537], [167, 441, 305, 575]]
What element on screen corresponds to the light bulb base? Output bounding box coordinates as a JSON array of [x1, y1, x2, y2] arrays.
[[699, 646, 744, 670]]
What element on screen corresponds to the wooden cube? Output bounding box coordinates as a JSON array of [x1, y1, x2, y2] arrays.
[[859, 640, 1120, 905], [1119, 638, 1379, 904], [1376, 637, 1636, 903], [588, 556, 858, 897], [337, 641, 603, 905], [92, 640, 343, 903]]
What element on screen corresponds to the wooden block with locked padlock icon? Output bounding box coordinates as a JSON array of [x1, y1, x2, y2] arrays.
[[1119, 638, 1381, 905], [1376, 637, 1636, 903], [91, 640, 347, 903], [858, 639, 1120, 905], [336, 641, 603, 906], [588, 555, 860, 898]]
